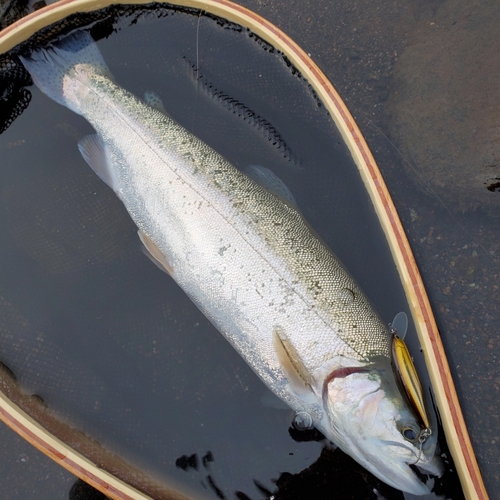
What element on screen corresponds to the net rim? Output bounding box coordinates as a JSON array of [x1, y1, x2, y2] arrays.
[[0, 2, 487, 499]]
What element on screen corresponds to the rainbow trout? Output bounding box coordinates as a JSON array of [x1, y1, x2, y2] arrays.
[[20, 32, 442, 494]]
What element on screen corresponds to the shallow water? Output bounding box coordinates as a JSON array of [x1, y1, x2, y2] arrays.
[[0, 5, 464, 499]]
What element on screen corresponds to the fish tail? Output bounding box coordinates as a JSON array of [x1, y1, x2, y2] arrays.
[[19, 31, 112, 114]]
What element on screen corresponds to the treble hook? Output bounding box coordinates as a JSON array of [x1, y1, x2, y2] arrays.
[[412, 428, 432, 465]]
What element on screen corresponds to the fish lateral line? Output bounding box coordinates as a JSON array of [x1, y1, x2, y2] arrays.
[[26, 35, 358, 346]]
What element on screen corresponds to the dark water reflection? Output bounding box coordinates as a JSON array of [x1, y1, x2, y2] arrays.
[[0, 4, 463, 499]]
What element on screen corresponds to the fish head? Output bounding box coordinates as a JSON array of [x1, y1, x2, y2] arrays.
[[322, 360, 443, 495]]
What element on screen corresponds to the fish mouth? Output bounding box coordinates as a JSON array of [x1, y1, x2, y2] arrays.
[[365, 448, 443, 495], [367, 461, 431, 496], [409, 463, 430, 484], [393, 457, 443, 495], [411, 452, 445, 479]]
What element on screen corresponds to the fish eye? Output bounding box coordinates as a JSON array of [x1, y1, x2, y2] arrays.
[[402, 427, 418, 442]]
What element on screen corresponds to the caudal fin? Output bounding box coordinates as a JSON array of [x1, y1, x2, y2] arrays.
[[19, 31, 112, 114]]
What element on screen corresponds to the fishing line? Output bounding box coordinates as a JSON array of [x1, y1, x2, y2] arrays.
[[190, 2, 214, 135], [189, 8, 203, 134], [195, 12, 200, 80]]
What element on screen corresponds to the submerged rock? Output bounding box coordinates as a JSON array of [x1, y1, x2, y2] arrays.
[[387, 0, 500, 213]]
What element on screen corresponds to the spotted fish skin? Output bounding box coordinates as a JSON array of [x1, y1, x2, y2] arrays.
[[20, 32, 441, 495], [64, 70, 391, 403]]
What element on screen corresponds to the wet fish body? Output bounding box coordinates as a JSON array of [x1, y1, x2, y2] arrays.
[[20, 33, 442, 494]]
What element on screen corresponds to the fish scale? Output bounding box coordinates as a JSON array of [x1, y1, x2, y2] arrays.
[[77, 70, 377, 372]]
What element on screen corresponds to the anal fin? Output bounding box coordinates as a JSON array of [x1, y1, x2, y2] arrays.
[[138, 231, 174, 276], [78, 134, 119, 192]]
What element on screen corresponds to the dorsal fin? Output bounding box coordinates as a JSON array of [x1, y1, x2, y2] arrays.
[[244, 165, 298, 208], [143, 90, 167, 113]]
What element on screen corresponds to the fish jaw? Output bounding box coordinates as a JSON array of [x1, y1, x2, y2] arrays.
[[322, 363, 443, 495]]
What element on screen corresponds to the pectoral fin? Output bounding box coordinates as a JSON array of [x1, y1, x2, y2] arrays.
[[138, 231, 174, 276], [273, 328, 315, 401]]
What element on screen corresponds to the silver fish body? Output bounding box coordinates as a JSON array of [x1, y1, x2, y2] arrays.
[[20, 33, 442, 494]]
